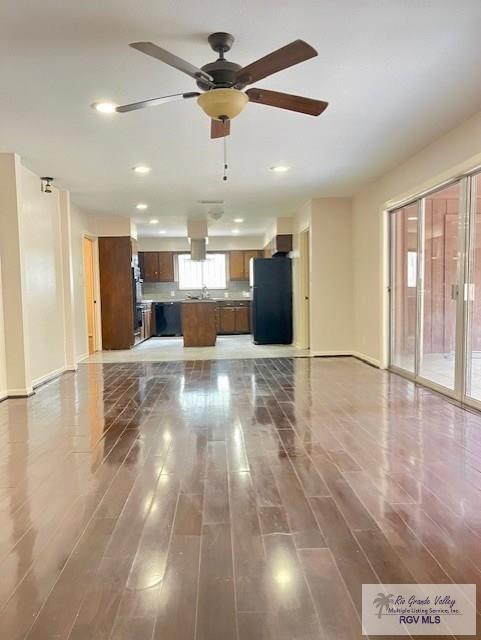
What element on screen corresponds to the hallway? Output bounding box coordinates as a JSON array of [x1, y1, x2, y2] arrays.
[[1, 357, 481, 638]]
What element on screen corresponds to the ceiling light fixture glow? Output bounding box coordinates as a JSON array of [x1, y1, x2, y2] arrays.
[[149, 219, 159, 224], [197, 89, 248, 120], [408, 217, 418, 221], [133, 165, 151, 174], [136, 203, 148, 210], [234, 218, 244, 223], [92, 101, 118, 114], [232, 229, 240, 234], [270, 165, 290, 173], [159, 230, 166, 234]]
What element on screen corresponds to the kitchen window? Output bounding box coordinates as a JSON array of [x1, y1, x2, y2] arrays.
[[177, 253, 227, 290]]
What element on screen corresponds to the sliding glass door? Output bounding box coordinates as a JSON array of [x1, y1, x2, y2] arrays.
[[418, 182, 462, 392], [390, 203, 419, 374], [389, 179, 468, 401], [465, 173, 481, 404]]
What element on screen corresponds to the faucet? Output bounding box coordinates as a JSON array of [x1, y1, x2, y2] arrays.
[[201, 286, 210, 299]]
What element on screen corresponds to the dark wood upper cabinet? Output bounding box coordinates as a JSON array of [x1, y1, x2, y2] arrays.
[[229, 250, 245, 281], [142, 252, 160, 281], [229, 249, 262, 281], [158, 252, 174, 282], [139, 251, 174, 282], [263, 234, 293, 258], [243, 250, 260, 276]]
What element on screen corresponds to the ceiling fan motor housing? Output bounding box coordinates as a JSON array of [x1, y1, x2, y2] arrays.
[[196, 32, 245, 90]]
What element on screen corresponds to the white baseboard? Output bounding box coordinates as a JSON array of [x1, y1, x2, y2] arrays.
[[352, 351, 381, 368], [0, 390, 7, 402], [77, 352, 89, 363], [309, 349, 382, 368], [32, 366, 67, 389], [310, 350, 353, 357], [65, 364, 78, 372]]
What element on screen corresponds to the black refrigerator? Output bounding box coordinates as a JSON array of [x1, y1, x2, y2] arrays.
[[250, 257, 293, 345]]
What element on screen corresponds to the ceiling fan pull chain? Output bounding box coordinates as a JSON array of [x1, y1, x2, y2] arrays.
[[223, 135, 228, 181]]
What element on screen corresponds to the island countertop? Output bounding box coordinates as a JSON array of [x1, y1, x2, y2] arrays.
[[180, 301, 217, 347]]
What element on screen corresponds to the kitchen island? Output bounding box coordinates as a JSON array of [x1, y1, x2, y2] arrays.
[[181, 300, 217, 347]]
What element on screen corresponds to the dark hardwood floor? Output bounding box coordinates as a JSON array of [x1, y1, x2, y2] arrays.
[[1, 356, 481, 639]]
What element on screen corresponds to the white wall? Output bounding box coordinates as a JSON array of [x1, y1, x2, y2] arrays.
[[138, 235, 265, 252], [19, 166, 67, 385], [352, 108, 481, 366], [309, 198, 353, 355]]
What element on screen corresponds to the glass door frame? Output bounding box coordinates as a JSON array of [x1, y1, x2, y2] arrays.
[[462, 172, 481, 411], [388, 176, 471, 404]]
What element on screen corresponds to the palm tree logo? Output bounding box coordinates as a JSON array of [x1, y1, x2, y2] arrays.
[[373, 593, 394, 618]]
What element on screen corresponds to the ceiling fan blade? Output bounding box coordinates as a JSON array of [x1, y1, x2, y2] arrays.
[[246, 88, 328, 116], [211, 119, 231, 139], [130, 42, 214, 84], [116, 92, 200, 113], [235, 40, 317, 85]]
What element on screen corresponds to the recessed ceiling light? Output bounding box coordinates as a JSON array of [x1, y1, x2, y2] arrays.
[[149, 219, 159, 224], [136, 203, 148, 210], [159, 230, 166, 234], [234, 218, 244, 223], [133, 165, 151, 174], [232, 229, 240, 234], [91, 101, 118, 114], [270, 165, 290, 173]]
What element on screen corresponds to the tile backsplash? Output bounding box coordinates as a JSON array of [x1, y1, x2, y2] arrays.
[[142, 280, 250, 301]]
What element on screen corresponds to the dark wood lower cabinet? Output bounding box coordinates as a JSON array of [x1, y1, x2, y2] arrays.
[[220, 307, 237, 334], [234, 306, 250, 333], [217, 302, 251, 335]]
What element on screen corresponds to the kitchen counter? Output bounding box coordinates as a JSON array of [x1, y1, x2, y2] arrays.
[[181, 301, 217, 347]]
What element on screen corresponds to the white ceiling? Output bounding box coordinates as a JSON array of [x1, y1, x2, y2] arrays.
[[2, 0, 481, 237]]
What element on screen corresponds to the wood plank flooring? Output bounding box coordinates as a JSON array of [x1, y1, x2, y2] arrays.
[[1, 356, 481, 638]]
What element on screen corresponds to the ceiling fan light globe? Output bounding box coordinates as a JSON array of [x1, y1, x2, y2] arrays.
[[197, 88, 248, 120]]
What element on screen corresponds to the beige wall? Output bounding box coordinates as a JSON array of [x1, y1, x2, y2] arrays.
[[291, 198, 354, 354], [19, 166, 67, 385], [309, 198, 353, 354], [138, 235, 265, 252], [352, 108, 481, 366]]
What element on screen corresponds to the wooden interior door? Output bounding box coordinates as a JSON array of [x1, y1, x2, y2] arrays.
[[83, 237, 96, 354]]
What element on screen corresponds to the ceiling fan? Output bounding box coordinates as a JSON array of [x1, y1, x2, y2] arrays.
[[116, 32, 328, 138]]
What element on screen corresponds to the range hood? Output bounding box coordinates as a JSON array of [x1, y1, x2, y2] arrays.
[[190, 238, 206, 261], [187, 218, 208, 261]]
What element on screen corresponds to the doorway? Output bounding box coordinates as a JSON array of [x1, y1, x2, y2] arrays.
[[83, 236, 97, 354], [299, 228, 310, 349]]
